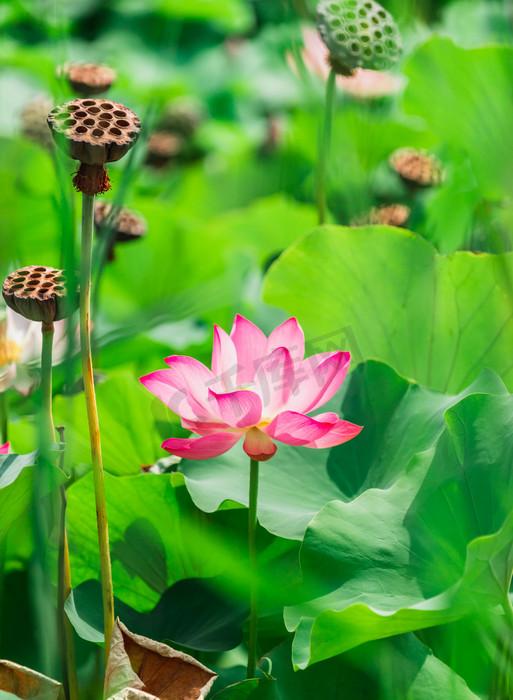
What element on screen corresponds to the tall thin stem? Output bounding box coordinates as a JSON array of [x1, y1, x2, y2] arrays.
[[41, 324, 78, 699], [316, 68, 337, 225], [247, 457, 260, 679], [41, 323, 55, 441], [80, 192, 115, 656]]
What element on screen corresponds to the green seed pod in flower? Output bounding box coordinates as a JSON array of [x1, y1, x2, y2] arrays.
[[316, 0, 402, 75]]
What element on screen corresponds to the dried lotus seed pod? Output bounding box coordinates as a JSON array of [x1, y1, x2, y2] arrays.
[[63, 63, 117, 97], [389, 148, 443, 188], [94, 201, 147, 260], [316, 0, 402, 75], [158, 98, 203, 138], [3, 266, 76, 324], [352, 203, 411, 227], [145, 131, 184, 168], [47, 98, 141, 194], [94, 201, 147, 243]]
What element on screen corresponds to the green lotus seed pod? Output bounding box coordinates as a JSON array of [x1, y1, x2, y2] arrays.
[[316, 0, 402, 75]]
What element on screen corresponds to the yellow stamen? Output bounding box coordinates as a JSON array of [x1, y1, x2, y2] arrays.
[[0, 320, 22, 367]]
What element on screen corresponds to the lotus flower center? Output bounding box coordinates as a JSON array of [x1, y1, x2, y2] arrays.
[[0, 321, 21, 367]]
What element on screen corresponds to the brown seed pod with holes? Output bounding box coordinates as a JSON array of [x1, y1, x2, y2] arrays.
[[94, 201, 147, 260], [63, 63, 117, 97], [352, 203, 411, 227], [389, 148, 443, 189], [145, 131, 184, 168], [47, 98, 141, 195], [3, 266, 77, 325]]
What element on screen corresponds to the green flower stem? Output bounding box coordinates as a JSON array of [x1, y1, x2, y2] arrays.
[[80, 192, 115, 656], [42, 323, 78, 699], [0, 391, 8, 443], [41, 323, 55, 441], [247, 457, 260, 679], [316, 68, 337, 225], [58, 491, 78, 700]]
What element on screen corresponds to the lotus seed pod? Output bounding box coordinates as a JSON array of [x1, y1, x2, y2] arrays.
[[389, 148, 443, 188], [20, 96, 54, 151], [47, 98, 141, 194], [352, 203, 410, 227], [316, 0, 402, 75], [146, 131, 184, 168], [63, 63, 117, 97], [159, 98, 203, 138], [2, 266, 77, 324], [95, 201, 147, 243]]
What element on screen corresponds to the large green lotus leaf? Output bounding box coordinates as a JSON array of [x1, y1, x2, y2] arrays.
[[66, 576, 246, 652], [53, 372, 176, 476], [66, 473, 235, 610], [264, 225, 513, 393], [98, 196, 315, 328], [0, 452, 37, 567], [228, 636, 478, 700], [402, 38, 513, 198], [181, 359, 505, 541], [286, 391, 513, 667]]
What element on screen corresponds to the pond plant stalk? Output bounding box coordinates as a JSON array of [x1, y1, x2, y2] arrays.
[[247, 457, 260, 679], [315, 0, 402, 224], [47, 97, 141, 656], [2, 266, 78, 696], [80, 190, 115, 654], [317, 67, 336, 225]]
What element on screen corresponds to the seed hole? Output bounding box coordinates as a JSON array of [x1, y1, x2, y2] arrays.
[[109, 127, 122, 135], [10, 284, 24, 291], [68, 104, 79, 111], [116, 119, 129, 127], [75, 111, 87, 118], [100, 103, 113, 110], [64, 118, 77, 128], [41, 282, 53, 288], [83, 118, 95, 126], [34, 268, 46, 272], [82, 100, 95, 106], [113, 110, 126, 117], [92, 128, 104, 137], [99, 112, 113, 120], [54, 285, 65, 292], [75, 126, 88, 134], [98, 120, 110, 128], [87, 107, 101, 114]]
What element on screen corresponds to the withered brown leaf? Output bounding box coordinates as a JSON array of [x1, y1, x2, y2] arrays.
[[105, 620, 217, 700], [0, 660, 63, 700]]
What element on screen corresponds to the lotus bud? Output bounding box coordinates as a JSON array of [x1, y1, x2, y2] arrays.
[[47, 98, 141, 195], [389, 148, 443, 188], [63, 63, 117, 97], [316, 0, 401, 76], [2, 266, 76, 325]]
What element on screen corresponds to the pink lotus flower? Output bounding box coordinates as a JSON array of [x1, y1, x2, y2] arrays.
[[0, 442, 9, 454], [140, 316, 362, 462]]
